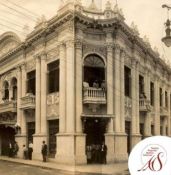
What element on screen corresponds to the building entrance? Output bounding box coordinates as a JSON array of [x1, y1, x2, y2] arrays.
[[0, 125, 15, 156], [84, 118, 107, 164], [27, 122, 35, 145]]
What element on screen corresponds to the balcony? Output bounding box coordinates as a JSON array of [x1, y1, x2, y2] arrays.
[[139, 98, 151, 112], [20, 93, 35, 110], [0, 100, 17, 113], [83, 87, 106, 104]]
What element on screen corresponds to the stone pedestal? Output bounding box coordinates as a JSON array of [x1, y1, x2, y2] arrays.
[[114, 133, 128, 162], [55, 133, 86, 165], [33, 134, 47, 160], [15, 134, 27, 158], [105, 133, 115, 163], [130, 134, 141, 150]]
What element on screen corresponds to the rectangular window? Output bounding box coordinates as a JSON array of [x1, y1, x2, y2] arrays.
[[165, 91, 168, 108], [160, 88, 162, 107], [139, 75, 144, 96], [150, 82, 154, 106], [48, 60, 59, 93], [27, 70, 36, 95], [124, 66, 131, 97]]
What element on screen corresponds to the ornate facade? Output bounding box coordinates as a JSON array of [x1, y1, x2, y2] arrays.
[[0, 0, 171, 164]]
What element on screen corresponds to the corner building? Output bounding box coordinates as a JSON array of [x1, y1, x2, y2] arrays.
[[0, 0, 170, 164]]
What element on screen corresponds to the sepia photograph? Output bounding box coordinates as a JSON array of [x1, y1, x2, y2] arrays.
[[0, 0, 171, 174]]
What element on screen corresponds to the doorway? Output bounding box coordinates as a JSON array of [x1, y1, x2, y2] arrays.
[[125, 121, 131, 154], [0, 125, 15, 156], [84, 118, 107, 164], [48, 120, 59, 158], [27, 122, 35, 146]]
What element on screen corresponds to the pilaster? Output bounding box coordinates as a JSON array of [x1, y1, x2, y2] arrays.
[[59, 43, 66, 133], [154, 76, 160, 135], [144, 69, 151, 137], [40, 52, 47, 135], [113, 45, 127, 162], [66, 40, 75, 133], [131, 58, 141, 148]]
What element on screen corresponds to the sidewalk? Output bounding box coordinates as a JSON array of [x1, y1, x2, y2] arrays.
[[0, 156, 128, 175]]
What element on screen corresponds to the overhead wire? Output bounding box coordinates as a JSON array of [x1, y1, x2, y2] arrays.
[[5, 0, 40, 18], [0, 1, 37, 22]]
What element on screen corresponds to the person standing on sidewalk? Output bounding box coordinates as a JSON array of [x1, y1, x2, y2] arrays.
[[41, 141, 47, 162], [28, 141, 33, 160]]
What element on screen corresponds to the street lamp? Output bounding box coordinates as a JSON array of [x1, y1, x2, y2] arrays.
[[162, 4, 171, 47]]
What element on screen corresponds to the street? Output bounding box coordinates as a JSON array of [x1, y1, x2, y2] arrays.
[[0, 160, 102, 175]]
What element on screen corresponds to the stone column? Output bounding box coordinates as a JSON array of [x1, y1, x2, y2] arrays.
[[40, 53, 47, 135], [66, 40, 75, 133], [56, 40, 78, 164], [21, 64, 27, 135], [113, 46, 127, 162], [17, 67, 22, 127], [15, 65, 26, 158], [144, 70, 151, 137], [59, 43, 66, 133], [75, 40, 86, 164], [105, 44, 115, 163], [114, 46, 121, 133], [154, 77, 160, 135], [33, 55, 43, 160], [131, 59, 141, 148], [35, 56, 41, 134]]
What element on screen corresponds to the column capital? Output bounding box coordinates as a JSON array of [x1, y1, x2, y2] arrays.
[[114, 43, 121, 54], [131, 58, 139, 69], [106, 43, 113, 52], [75, 39, 82, 49], [65, 40, 74, 48]]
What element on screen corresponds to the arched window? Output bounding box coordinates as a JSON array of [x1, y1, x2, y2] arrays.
[[11, 78, 17, 100], [3, 81, 9, 101], [84, 54, 105, 87]]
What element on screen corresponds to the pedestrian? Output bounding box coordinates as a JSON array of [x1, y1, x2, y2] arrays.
[[28, 141, 33, 160], [101, 80, 106, 92], [8, 142, 13, 157], [93, 80, 99, 88], [23, 145, 28, 160], [86, 145, 92, 164], [101, 143, 107, 164], [41, 141, 47, 162], [13, 141, 19, 157]]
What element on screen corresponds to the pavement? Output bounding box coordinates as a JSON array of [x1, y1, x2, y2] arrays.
[[0, 156, 129, 175]]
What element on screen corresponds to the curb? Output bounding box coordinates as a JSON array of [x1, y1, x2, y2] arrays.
[[0, 158, 115, 175]]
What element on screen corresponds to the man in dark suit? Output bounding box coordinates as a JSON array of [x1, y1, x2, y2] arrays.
[[41, 141, 47, 162], [101, 143, 107, 164]]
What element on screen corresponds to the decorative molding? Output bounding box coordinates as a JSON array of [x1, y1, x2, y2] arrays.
[[26, 59, 36, 72], [83, 44, 107, 58]]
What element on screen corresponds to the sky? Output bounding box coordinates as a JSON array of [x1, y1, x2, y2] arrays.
[[0, 0, 171, 61]]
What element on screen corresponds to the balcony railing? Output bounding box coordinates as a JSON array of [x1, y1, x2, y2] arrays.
[[139, 98, 151, 112], [0, 100, 17, 113], [20, 93, 35, 110], [83, 87, 106, 104]]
